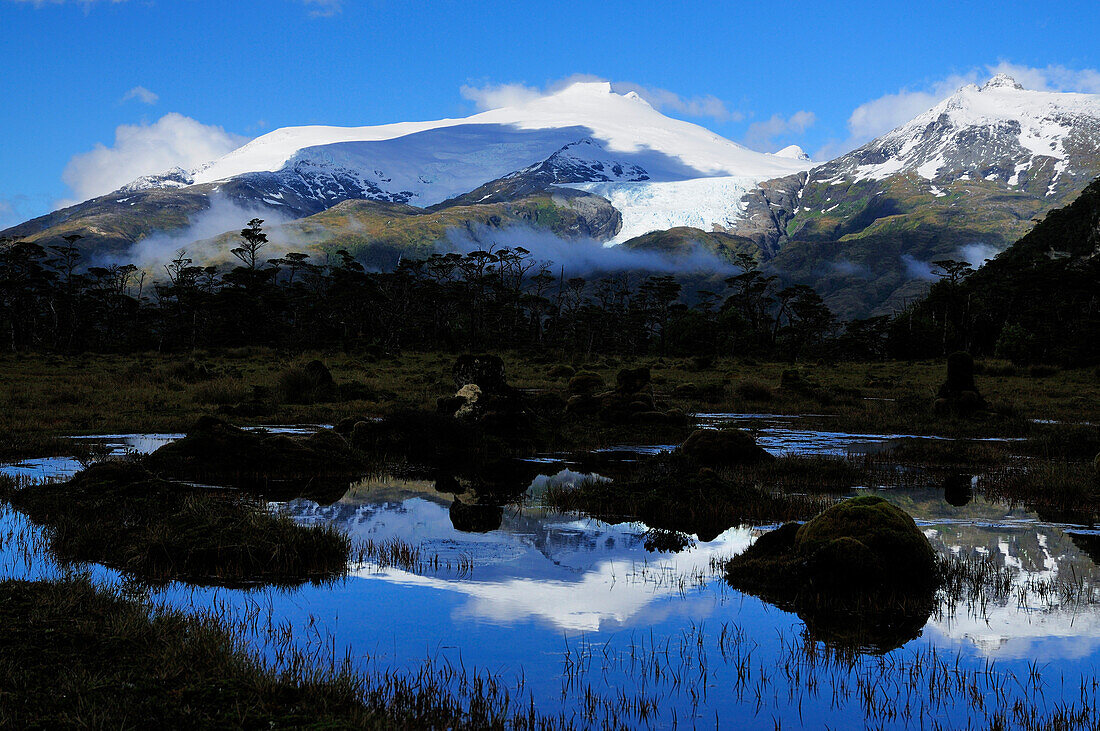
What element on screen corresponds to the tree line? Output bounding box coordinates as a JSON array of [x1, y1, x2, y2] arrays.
[[0, 217, 1092, 364]]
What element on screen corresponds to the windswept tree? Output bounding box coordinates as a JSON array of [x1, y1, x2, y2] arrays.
[[232, 219, 268, 271]]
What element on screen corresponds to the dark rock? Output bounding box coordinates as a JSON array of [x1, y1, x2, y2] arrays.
[[940, 352, 977, 395], [452, 354, 507, 394], [725, 496, 939, 651], [936, 352, 987, 414], [943, 473, 974, 507], [794, 496, 937, 588], [679, 428, 774, 465], [615, 367, 651, 395], [568, 372, 605, 396], [449, 499, 504, 533], [548, 364, 576, 378], [144, 418, 363, 498]]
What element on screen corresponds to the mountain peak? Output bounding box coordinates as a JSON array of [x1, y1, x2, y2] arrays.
[[774, 144, 811, 161], [981, 73, 1025, 91]]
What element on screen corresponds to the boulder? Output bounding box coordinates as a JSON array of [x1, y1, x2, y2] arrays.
[[727, 495, 938, 597], [936, 352, 987, 414], [568, 372, 605, 396], [679, 428, 774, 465], [144, 417, 363, 496], [453, 383, 482, 420], [615, 367, 651, 395]]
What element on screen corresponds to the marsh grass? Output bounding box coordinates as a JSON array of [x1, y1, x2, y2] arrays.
[[351, 536, 474, 576], [1, 463, 351, 587], [980, 460, 1100, 522], [542, 454, 835, 539], [3, 351, 1099, 447]]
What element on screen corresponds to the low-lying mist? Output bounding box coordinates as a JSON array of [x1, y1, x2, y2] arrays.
[[123, 196, 296, 269], [444, 224, 739, 276]]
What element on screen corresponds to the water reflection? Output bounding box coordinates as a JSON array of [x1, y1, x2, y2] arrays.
[[5, 427, 1100, 726]]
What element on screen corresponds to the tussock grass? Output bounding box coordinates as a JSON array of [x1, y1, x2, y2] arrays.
[[543, 453, 835, 539], [0, 576, 575, 729], [2, 462, 351, 586]]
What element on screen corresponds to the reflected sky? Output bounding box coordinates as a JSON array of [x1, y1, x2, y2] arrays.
[[4, 424, 1100, 727]]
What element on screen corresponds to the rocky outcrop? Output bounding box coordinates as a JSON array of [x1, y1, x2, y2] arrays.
[[934, 352, 987, 415], [678, 428, 773, 466]]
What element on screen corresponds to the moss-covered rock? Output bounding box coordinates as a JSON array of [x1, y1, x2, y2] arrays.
[[794, 495, 937, 589], [725, 496, 940, 652], [679, 428, 774, 466], [143, 417, 363, 499], [727, 496, 938, 595]]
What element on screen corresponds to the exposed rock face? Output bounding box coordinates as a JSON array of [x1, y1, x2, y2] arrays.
[[679, 428, 774, 466], [453, 384, 483, 420]]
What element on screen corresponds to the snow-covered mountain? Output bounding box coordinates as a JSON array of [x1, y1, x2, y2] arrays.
[[728, 74, 1100, 316], [126, 81, 809, 210], [5, 74, 1100, 318], [816, 73, 1100, 195]]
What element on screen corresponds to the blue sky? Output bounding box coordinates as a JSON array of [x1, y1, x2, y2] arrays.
[[2, 0, 1099, 228]]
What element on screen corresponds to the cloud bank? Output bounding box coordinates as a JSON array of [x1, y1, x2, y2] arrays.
[[60, 113, 249, 205], [125, 195, 294, 269], [460, 75, 743, 123], [743, 110, 816, 152]]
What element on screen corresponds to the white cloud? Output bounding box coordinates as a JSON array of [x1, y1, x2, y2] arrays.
[[460, 75, 742, 123], [460, 81, 544, 111], [121, 85, 158, 105], [60, 113, 249, 204], [301, 0, 342, 16], [845, 73, 978, 142], [609, 82, 743, 122], [743, 110, 816, 151], [959, 243, 999, 269]]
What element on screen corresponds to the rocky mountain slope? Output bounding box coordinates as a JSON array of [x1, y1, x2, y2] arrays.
[[733, 75, 1100, 316]]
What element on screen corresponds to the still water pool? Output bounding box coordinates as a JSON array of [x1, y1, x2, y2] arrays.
[[2, 419, 1098, 728]]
